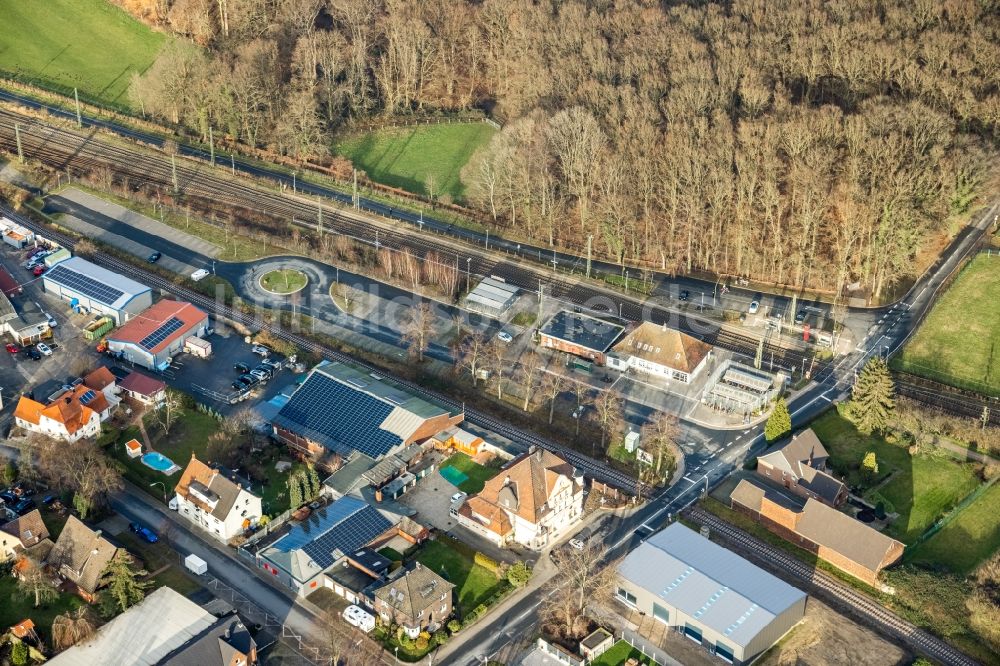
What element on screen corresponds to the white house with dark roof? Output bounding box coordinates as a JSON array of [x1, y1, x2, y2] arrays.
[[616, 522, 806, 664]]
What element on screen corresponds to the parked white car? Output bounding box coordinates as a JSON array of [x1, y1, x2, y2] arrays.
[[35, 342, 53, 356], [191, 268, 210, 282], [343, 605, 376, 633], [748, 300, 760, 315], [497, 331, 513, 343]]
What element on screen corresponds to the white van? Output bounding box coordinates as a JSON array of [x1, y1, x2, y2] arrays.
[[191, 268, 210, 282], [342, 605, 376, 633]]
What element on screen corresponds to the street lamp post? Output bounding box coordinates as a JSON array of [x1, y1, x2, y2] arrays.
[[150, 481, 167, 503], [211, 260, 216, 275], [394, 646, 399, 665], [466, 257, 472, 293]]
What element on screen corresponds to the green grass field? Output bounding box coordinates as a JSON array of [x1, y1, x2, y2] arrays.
[[0, 575, 84, 647], [894, 254, 1000, 396], [909, 481, 1000, 574], [260, 268, 308, 295], [335, 123, 496, 201], [0, 0, 167, 108], [589, 641, 658, 666], [414, 538, 505, 616], [811, 409, 981, 543], [440, 452, 499, 494]]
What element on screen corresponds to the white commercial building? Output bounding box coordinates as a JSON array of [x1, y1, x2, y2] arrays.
[[616, 523, 806, 664], [42, 256, 152, 325]]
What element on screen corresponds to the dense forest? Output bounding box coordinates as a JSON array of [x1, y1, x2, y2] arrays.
[[121, 0, 999, 297]]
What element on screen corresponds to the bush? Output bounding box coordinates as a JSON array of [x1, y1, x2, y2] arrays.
[[474, 551, 501, 575], [11, 640, 28, 666], [415, 632, 430, 651], [506, 561, 532, 587], [447, 619, 462, 634], [433, 630, 449, 646]]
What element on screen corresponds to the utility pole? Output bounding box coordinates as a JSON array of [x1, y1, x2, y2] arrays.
[[485, 229, 489, 250], [73, 88, 82, 127], [317, 196, 323, 236], [208, 126, 215, 166], [375, 230, 379, 250], [231, 153, 235, 175], [292, 171, 296, 193], [14, 123, 23, 163], [755, 336, 763, 370], [625, 271, 629, 293], [171, 154, 178, 192], [537, 279, 544, 324], [586, 234, 593, 278], [982, 406, 990, 431], [352, 169, 358, 208]]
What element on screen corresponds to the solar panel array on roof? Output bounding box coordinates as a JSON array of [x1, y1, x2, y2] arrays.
[[78, 390, 98, 405], [139, 316, 185, 351], [272, 370, 402, 458], [46, 264, 124, 306], [271, 497, 392, 570], [302, 505, 391, 569]]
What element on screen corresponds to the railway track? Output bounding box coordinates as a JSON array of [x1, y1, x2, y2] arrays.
[[893, 371, 1000, 426], [0, 107, 825, 380], [1, 205, 643, 493], [687, 507, 980, 666]]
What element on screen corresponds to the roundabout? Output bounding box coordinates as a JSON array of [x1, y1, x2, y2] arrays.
[[258, 268, 308, 295]]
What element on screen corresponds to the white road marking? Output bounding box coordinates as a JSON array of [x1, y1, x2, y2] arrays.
[[683, 475, 695, 483]]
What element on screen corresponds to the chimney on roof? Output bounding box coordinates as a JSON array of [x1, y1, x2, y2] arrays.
[[94, 530, 102, 539], [65, 396, 72, 404], [662, 321, 666, 332]]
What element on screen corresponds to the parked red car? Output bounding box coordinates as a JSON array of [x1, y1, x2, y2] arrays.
[[5, 343, 19, 354], [32, 265, 46, 277]]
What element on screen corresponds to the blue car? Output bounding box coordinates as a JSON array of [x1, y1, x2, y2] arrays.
[[129, 522, 159, 543]]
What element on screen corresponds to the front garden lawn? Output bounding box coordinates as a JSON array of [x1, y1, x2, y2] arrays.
[[440, 452, 499, 494], [414, 538, 505, 616], [810, 409, 981, 543]]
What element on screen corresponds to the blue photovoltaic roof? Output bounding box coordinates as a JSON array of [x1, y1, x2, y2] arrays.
[[272, 369, 402, 458], [43, 256, 150, 310], [78, 390, 98, 405], [139, 316, 184, 351], [271, 496, 392, 569]]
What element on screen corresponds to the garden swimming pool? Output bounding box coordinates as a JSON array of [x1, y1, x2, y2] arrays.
[[141, 452, 181, 475], [439, 465, 469, 487]]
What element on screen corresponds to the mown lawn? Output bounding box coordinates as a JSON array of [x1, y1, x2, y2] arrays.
[[335, 123, 496, 201], [440, 452, 499, 494], [811, 409, 981, 543], [414, 538, 504, 616], [260, 268, 308, 295], [893, 254, 1000, 396], [589, 641, 658, 666], [0, 0, 167, 108], [909, 481, 1000, 575]]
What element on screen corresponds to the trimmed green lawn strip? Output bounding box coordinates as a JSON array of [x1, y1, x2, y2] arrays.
[[589, 641, 658, 666], [0, 0, 166, 108]]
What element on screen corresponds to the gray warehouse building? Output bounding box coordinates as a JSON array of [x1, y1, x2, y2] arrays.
[[42, 257, 153, 325], [616, 523, 806, 664]]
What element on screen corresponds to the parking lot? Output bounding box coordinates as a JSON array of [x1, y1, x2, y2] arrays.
[[162, 321, 297, 417]]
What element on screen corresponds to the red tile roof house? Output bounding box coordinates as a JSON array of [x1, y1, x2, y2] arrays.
[[455, 447, 585, 550], [118, 371, 167, 406], [13, 382, 114, 442], [106, 300, 209, 372]]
